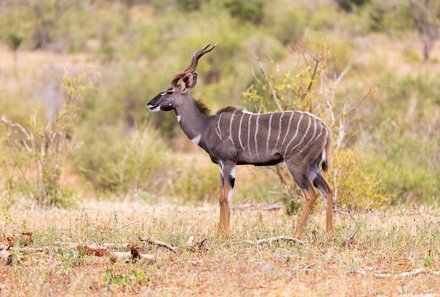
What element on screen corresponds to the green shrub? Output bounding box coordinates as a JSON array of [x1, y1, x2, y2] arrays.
[[367, 0, 414, 33], [171, 159, 219, 202], [335, 0, 370, 12], [74, 125, 169, 194], [0, 75, 87, 207], [177, 0, 202, 11], [224, 0, 265, 24], [271, 9, 307, 46], [333, 149, 388, 208]]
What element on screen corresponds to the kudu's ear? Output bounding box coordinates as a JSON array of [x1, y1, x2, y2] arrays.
[[181, 72, 198, 92]]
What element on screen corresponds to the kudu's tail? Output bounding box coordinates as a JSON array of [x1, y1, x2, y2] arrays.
[[321, 132, 332, 173]]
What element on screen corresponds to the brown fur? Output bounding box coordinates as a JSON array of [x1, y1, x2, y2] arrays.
[[194, 99, 211, 115], [216, 106, 242, 114]]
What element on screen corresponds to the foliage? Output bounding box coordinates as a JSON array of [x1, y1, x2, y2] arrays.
[[333, 149, 388, 208], [0, 75, 88, 207], [74, 125, 169, 194], [177, 0, 202, 11], [6, 31, 23, 52], [0, 0, 438, 206], [243, 44, 390, 209], [171, 159, 219, 202], [224, 0, 265, 24], [409, 0, 440, 60], [335, 0, 370, 12]]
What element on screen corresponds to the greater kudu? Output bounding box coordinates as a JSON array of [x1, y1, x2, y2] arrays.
[[147, 44, 333, 238]]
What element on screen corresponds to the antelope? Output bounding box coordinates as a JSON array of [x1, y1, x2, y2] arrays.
[[147, 44, 333, 238]]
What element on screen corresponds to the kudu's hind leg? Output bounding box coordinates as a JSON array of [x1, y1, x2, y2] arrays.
[[313, 173, 333, 234], [287, 164, 318, 239], [218, 162, 236, 235]]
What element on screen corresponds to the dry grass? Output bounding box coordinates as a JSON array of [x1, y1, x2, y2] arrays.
[[0, 199, 439, 296]]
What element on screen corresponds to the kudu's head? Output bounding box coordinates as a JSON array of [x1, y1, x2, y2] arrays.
[[146, 44, 215, 112]]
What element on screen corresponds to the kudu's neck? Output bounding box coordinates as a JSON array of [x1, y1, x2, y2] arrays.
[[174, 95, 209, 144]]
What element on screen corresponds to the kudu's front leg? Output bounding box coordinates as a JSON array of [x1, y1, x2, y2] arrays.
[[218, 162, 236, 235]]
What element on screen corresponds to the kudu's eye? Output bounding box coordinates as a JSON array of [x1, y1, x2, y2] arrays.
[[166, 89, 174, 95]]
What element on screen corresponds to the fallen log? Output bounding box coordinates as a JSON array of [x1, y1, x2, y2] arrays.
[[245, 236, 305, 246], [139, 237, 177, 253]]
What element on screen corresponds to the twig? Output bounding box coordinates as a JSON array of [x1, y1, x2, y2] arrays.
[[255, 57, 284, 111], [344, 267, 440, 278], [373, 268, 428, 279], [232, 203, 282, 211], [139, 237, 177, 253], [300, 58, 320, 102], [114, 218, 143, 231], [245, 236, 305, 246]]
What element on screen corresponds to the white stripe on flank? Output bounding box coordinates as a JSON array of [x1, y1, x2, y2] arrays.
[[283, 112, 303, 155], [229, 110, 238, 147], [289, 115, 312, 154], [298, 119, 319, 153], [247, 114, 252, 156], [215, 113, 223, 140], [254, 115, 260, 158], [238, 113, 245, 150], [266, 113, 274, 153], [275, 112, 284, 148], [280, 111, 295, 148]]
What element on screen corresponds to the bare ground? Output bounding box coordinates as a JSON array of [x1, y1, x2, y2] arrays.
[[0, 200, 439, 296]]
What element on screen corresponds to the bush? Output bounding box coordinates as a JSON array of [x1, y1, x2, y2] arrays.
[[74, 125, 169, 194], [171, 158, 219, 202], [0, 75, 88, 207], [271, 9, 307, 46], [224, 0, 265, 24], [177, 0, 202, 11], [333, 149, 388, 208], [335, 0, 370, 12]]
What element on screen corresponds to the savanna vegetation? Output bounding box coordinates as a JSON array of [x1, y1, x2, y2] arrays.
[[0, 0, 439, 295]]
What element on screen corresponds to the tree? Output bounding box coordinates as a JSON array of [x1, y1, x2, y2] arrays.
[[6, 32, 23, 74], [409, 0, 440, 61]]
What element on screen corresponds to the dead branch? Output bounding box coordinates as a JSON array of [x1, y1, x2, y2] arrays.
[[139, 236, 177, 253], [77, 244, 107, 257], [109, 246, 155, 263], [185, 236, 195, 247], [344, 267, 440, 278], [300, 57, 320, 103], [113, 218, 143, 231], [108, 251, 132, 263], [232, 203, 282, 211], [373, 268, 428, 279], [245, 236, 305, 246], [0, 115, 33, 142], [255, 57, 284, 111]]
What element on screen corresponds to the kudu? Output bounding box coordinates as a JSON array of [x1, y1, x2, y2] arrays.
[[147, 44, 333, 238]]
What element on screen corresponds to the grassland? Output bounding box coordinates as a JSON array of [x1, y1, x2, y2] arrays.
[[1, 199, 439, 296], [0, 1, 439, 295]]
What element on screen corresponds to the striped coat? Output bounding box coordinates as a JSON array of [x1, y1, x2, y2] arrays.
[[204, 107, 331, 170]]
